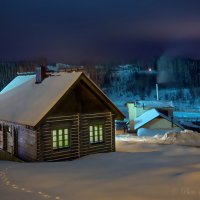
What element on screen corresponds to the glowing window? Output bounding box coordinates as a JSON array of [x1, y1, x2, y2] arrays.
[[89, 124, 104, 143], [52, 128, 70, 149]]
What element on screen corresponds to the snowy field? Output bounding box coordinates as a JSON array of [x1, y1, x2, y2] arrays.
[[1, 132, 200, 200]]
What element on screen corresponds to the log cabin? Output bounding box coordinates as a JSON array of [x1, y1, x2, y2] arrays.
[[0, 67, 124, 161]]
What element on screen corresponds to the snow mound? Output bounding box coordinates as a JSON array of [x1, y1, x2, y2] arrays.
[[162, 130, 200, 146], [137, 128, 181, 137], [116, 130, 200, 146]]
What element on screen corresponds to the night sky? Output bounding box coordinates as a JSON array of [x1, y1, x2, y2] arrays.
[[1, 0, 200, 64]]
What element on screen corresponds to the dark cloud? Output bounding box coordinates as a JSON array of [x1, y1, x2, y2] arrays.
[[1, 0, 200, 63]]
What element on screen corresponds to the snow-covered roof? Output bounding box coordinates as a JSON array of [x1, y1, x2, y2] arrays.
[[134, 109, 160, 130], [0, 75, 36, 94], [134, 109, 183, 130], [132, 100, 174, 108], [0, 72, 124, 127], [0, 72, 82, 127]]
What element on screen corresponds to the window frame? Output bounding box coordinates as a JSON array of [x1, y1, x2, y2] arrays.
[[89, 124, 104, 144], [51, 128, 70, 150]]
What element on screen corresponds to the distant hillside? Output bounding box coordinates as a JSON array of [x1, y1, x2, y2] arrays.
[[1, 56, 200, 109], [85, 56, 200, 112]]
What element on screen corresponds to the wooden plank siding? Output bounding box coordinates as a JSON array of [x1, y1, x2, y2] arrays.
[[7, 131, 14, 154], [0, 122, 36, 161], [17, 127, 37, 161], [13, 128, 18, 157]]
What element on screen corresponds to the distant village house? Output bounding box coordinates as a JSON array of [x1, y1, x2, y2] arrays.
[[126, 100, 183, 135]]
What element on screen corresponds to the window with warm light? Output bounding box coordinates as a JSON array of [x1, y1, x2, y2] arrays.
[[52, 128, 70, 149], [89, 124, 104, 143]]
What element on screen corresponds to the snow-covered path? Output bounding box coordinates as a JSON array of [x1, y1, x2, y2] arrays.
[[0, 162, 62, 200], [1, 142, 200, 200]]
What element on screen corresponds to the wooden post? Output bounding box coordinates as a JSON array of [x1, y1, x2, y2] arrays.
[[3, 125, 7, 151], [0, 123, 3, 150], [13, 128, 18, 157], [77, 113, 81, 158], [112, 118, 116, 152], [37, 127, 44, 161], [110, 112, 114, 152]]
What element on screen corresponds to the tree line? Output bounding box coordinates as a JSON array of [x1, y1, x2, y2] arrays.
[[0, 56, 200, 102]]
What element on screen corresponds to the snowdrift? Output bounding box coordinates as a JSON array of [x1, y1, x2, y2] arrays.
[[137, 127, 182, 137], [116, 130, 200, 147]]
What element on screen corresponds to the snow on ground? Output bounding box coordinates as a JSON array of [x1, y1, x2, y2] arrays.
[[116, 130, 200, 146], [1, 131, 200, 200], [137, 127, 182, 137]]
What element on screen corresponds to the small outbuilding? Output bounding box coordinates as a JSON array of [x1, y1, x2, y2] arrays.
[[126, 100, 175, 131], [0, 68, 124, 161], [134, 109, 184, 136]]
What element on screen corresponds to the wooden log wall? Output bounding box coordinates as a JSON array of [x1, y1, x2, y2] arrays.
[[0, 123, 3, 149], [80, 112, 114, 157], [0, 111, 116, 162], [3, 126, 7, 151], [38, 115, 80, 161], [0, 131, 3, 149], [112, 117, 116, 152], [38, 112, 115, 161], [13, 128, 18, 157]]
